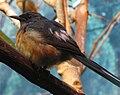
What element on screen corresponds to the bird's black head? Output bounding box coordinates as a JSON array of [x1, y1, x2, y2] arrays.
[[10, 12, 42, 24]]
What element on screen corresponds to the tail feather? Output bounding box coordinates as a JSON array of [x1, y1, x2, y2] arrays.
[[74, 55, 120, 87]]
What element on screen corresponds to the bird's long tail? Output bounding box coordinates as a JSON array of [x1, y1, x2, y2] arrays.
[[74, 55, 120, 87]]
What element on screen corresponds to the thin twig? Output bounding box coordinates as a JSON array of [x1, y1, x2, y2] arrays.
[[89, 12, 120, 59], [92, 24, 114, 57], [23, 0, 26, 13], [89, 13, 109, 22]]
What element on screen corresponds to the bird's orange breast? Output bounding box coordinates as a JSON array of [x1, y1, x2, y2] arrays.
[[16, 29, 61, 68]]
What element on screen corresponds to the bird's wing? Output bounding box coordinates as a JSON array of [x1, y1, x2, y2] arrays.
[[25, 20, 85, 57], [44, 20, 85, 57]]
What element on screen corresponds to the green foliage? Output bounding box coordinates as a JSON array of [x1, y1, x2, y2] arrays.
[[0, 31, 15, 48]]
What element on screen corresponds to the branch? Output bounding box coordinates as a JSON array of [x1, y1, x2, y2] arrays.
[[57, 0, 88, 93], [89, 13, 109, 22], [92, 12, 120, 57], [0, 38, 84, 95], [63, 0, 71, 36], [0, 0, 20, 28], [55, 0, 65, 26], [15, 0, 38, 12], [89, 12, 120, 59], [22, 0, 26, 13], [74, 0, 88, 53], [92, 26, 113, 57], [55, 0, 71, 36]]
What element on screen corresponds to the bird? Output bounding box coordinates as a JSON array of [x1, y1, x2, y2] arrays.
[[10, 12, 120, 87]]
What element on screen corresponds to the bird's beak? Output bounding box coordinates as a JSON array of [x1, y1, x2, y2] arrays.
[[9, 16, 21, 21]]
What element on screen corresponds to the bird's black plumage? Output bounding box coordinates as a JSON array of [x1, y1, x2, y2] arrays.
[[10, 12, 120, 87], [25, 17, 84, 56]]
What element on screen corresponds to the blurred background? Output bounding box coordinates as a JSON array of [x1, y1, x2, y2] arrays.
[[0, 0, 120, 95]]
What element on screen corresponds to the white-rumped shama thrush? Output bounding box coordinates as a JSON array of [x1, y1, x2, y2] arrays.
[[10, 12, 120, 87]]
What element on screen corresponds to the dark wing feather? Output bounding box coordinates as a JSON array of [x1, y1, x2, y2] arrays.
[[25, 18, 85, 57]]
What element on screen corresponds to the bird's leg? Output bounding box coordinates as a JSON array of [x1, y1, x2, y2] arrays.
[[31, 63, 50, 80], [28, 57, 49, 73]]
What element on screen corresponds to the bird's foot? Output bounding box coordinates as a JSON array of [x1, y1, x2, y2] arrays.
[[32, 64, 50, 80]]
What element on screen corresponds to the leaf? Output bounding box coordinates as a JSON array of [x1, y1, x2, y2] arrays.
[[0, 30, 15, 48]]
